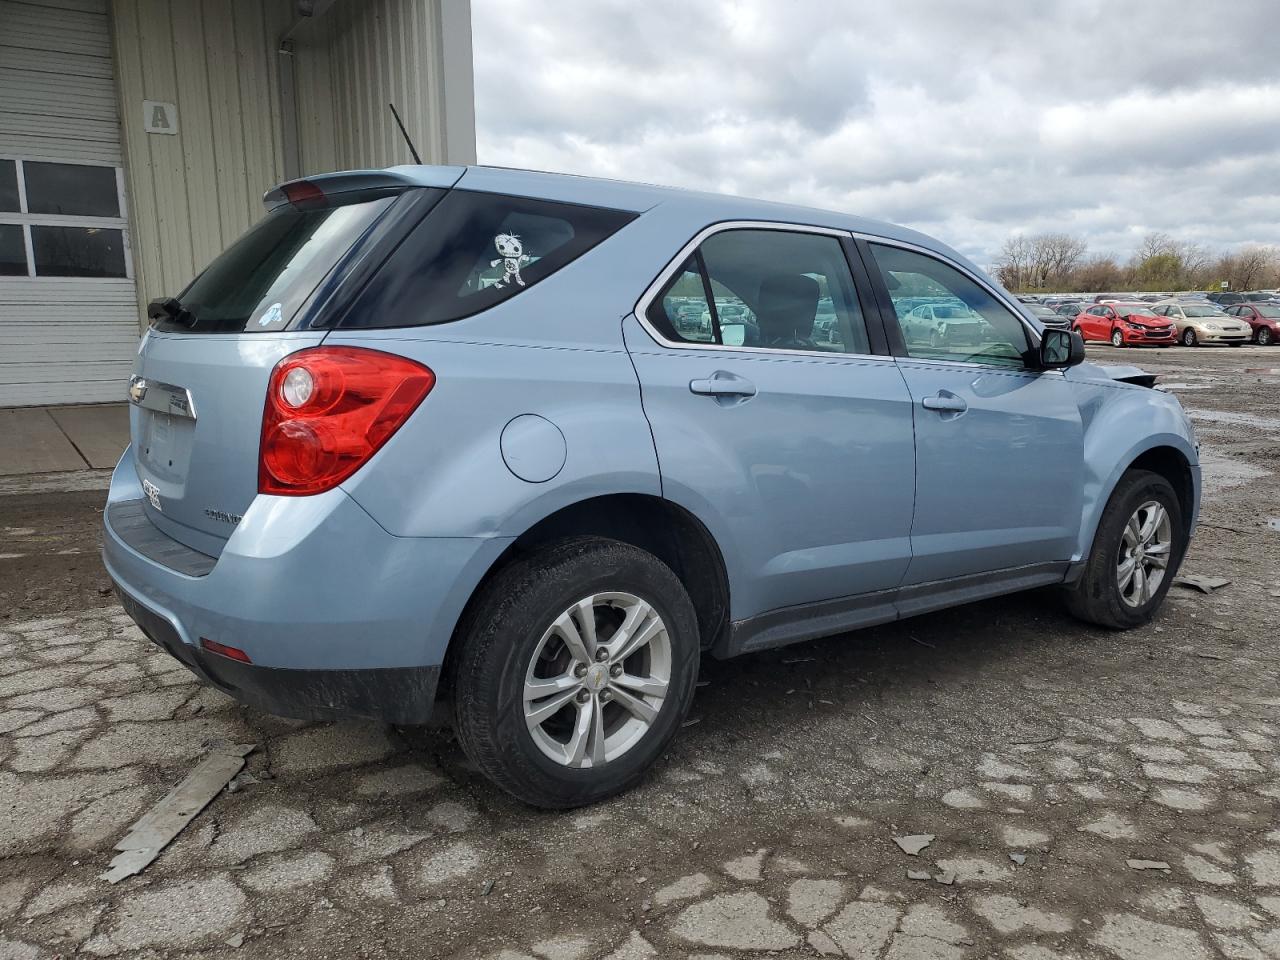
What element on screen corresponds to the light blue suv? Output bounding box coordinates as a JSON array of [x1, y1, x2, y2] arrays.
[[103, 165, 1200, 807]]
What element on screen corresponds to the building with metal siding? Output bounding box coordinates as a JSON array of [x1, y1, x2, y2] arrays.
[[0, 0, 474, 407]]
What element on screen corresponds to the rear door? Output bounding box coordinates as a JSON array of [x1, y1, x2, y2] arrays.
[[129, 184, 428, 554], [625, 225, 916, 621], [859, 239, 1083, 584]]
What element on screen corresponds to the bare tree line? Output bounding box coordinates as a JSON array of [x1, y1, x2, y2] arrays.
[[992, 232, 1280, 294]]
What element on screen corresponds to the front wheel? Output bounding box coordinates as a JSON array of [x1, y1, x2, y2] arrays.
[[1063, 470, 1186, 630], [451, 537, 700, 808], [1110, 328, 1125, 347], [1258, 327, 1273, 346], [1182, 328, 1197, 347]]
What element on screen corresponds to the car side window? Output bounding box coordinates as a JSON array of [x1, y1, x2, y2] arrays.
[[867, 243, 1030, 368], [649, 256, 716, 343], [649, 228, 872, 354]]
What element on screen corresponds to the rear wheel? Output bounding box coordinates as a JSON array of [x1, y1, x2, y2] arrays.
[[1063, 470, 1186, 630], [1110, 328, 1124, 348], [451, 537, 699, 808], [1181, 327, 1197, 346], [1258, 327, 1273, 346]]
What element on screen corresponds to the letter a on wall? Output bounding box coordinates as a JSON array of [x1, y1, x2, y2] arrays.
[[143, 100, 179, 135]]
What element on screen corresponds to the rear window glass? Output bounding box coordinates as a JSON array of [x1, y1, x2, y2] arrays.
[[338, 190, 636, 329], [159, 193, 402, 333]]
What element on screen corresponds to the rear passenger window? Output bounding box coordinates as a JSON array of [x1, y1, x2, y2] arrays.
[[647, 229, 871, 354], [868, 243, 1031, 368], [341, 191, 636, 328], [652, 257, 716, 343]]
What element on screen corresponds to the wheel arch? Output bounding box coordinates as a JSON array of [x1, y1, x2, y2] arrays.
[[441, 493, 732, 688], [1077, 436, 1199, 564]]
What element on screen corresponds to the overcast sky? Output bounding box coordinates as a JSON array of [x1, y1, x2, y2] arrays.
[[471, 0, 1280, 267]]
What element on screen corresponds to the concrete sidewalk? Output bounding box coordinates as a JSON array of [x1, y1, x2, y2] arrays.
[[0, 404, 129, 476]]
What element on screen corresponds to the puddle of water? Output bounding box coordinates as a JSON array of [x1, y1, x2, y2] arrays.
[[1197, 449, 1271, 494], [1188, 408, 1280, 431]]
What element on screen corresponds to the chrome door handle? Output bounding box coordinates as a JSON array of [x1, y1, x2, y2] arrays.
[[690, 376, 756, 397], [921, 393, 967, 412]]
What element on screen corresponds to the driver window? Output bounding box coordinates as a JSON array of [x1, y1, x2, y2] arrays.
[[867, 243, 1030, 368]]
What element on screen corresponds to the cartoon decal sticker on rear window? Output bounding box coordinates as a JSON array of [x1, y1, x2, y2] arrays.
[[256, 301, 284, 329], [491, 233, 530, 289]]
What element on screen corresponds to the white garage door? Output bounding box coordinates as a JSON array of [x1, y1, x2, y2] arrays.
[[0, 0, 138, 407]]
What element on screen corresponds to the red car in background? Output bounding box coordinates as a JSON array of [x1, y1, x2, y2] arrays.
[[1073, 302, 1177, 347], [1225, 302, 1280, 345]]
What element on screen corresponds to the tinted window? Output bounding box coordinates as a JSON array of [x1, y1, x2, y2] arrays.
[[31, 225, 126, 277], [24, 161, 120, 217], [1258, 306, 1280, 318], [651, 229, 871, 353], [649, 256, 715, 343], [341, 190, 636, 329], [170, 193, 401, 333], [0, 160, 18, 212], [0, 224, 26, 276], [869, 243, 1029, 367]]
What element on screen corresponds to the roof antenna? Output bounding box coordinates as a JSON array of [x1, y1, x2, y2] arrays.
[[388, 103, 423, 165]]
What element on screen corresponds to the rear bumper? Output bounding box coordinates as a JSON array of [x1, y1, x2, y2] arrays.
[[114, 584, 441, 724], [102, 448, 511, 724]]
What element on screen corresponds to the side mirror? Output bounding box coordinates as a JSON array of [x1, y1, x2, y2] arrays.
[[1039, 328, 1085, 368]]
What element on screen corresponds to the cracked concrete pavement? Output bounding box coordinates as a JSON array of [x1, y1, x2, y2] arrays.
[[1, 344, 1279, 959]]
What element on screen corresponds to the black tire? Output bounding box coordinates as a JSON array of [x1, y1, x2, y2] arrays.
[[450, 537, 700, 808], [1110, 327, 1124, 348], [1063, 470, 1186, 630], [1181, 327, 1197, 347], [1258, 327, 1273, 346]]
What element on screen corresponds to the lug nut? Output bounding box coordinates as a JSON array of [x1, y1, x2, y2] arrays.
[[576, 689, 591, 704], [574, 663, 588, 678], [609, 664, 622, 678], [599, 689, 613, 702], [595, 647, 610, 662]]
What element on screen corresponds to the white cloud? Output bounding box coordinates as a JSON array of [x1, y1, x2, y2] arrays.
[[472, 0, 1280, 265]]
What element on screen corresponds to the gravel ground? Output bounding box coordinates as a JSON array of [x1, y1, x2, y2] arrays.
[[0, 343, 1278, 960]]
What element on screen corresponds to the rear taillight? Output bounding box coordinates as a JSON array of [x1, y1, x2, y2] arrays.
[[259, 347, 434, 496]]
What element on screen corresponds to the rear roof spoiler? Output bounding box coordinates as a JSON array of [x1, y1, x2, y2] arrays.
[[263, 166, 466, 210]]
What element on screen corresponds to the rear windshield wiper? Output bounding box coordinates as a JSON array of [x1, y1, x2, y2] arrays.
[[147, 297, 198, 328]]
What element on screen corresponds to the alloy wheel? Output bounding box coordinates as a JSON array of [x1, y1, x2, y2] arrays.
[[523, 593, 671, 768], [1116, 500, 1172, 608], [1182, 328, 1196, 346], [1111, 329, 1124, 347], [1259, 328, 1273, 346]]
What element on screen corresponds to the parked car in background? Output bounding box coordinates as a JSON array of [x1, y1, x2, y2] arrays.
[[1026, 303, 1071, 330], [1207, 292, 1246, 307], [1055, 302, 1086, 319], [1074, 302, 1177, 347], [902, 302, 987, 346], [102, 164, 1201, 807], [1152, 301, 1252, 347], [1224, 302, 1280, 345]]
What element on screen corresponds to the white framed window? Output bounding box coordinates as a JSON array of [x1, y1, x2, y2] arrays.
[[0, 157, 133, 281]]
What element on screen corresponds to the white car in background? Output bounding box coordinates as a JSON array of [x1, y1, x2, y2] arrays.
[[1152, 301, 1253, 347]]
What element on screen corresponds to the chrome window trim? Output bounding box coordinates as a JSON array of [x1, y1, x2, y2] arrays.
[[631, 220, 888, 363]]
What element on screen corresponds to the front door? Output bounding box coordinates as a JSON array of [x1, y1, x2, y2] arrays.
[[861, 241, 1084, 584], [625, 226, 916, 621]]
